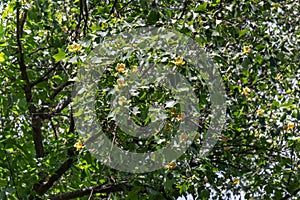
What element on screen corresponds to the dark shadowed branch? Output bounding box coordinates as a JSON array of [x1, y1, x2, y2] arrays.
[[179, 0, 188, 19], [33, 109, 76, 196], [50, 81, 74, 100], [50, 183, 132, 200], [34, 157, 75, 196], [31, 63, 60, 87], [17, 3, 45, 159]]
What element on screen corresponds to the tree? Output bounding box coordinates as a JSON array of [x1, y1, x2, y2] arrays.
[[0, 0, 299, 199]]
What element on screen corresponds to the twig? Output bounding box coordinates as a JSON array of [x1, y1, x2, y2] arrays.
[[83, 0, 89, 36], [54, 96, 72, 114], [179, 0, 188, 19], [88, 189, 93, 200], [31, 63, 60, 87], [50, 119, 59, 145], [116, 0, 133, 13], [110, 0, 118, 16], [28, 46, 51, 57]]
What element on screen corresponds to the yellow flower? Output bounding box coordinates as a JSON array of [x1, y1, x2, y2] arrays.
[[243, 46, 251, 53], [287, 122, 295, 130], [180, 135, 188, 142], [117, 79, 126, 87], [242, 87, 251, 95], [233, 178, 239, 185], [223, 146, 230, 151], [165, 161, 176, 169], [175, 114, 184, 121], [116, 63, 126, 73], [74, 142, 84, 150], [173, 57, 185, 66], [170, 109, 177, 115], [62, 26, 68, 32], [118, 96, 128, 106], [164, 125, 171, 130], [221, 136, 229, 142], [271, 2, 278, 8], [131, 66, 138, 73], [257, 109, 264, 115], [68, 43, 82, 52]]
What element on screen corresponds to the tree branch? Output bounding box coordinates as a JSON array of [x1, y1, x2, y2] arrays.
[[33, 108, 76, 197], [50, 81, 74, 100], [110, 0, 118, 16], [281, 187, 300, 200], [31, 114, 45, 158], [82, 0, 89, 36], [16, 5, 31, 103], [19, 7, 27, 37], [73, 0, 83, 41], [28, 46, 51, 57], [34, 157, 75, 196], [50, 183, 132, 200], [54, 96, 72, 114], [17, 3, 45, 159], [31, 63, 60, 87], [179, 0, 188, 19]]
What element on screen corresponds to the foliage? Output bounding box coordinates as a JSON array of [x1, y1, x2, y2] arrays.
[[0, 0, 299, 199]]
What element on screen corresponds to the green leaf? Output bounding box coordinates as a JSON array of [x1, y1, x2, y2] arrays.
[[52, 48, 66, 62], [147, 10, 160, 25], [2, 0, 16, 19], [0, 24, 5, 38], [195, 3, 207, 12], [0, 52, 5, 62], [239, 28, 249, 37], [52, 75, 63, 81]]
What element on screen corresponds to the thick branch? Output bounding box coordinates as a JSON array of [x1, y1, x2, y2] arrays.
[[73, 0, 83, 41], [16, 6, 31, 102], [54, 96, 72, 114], [34, 157, 75, 196], [50, 183, 132, 200], [31, 114, 45, 158], [33, 109, 76, 197], [281, 187, 300, 200], [16, 4, 46, 159], [16, 7, 27, 81], [50, 81, 74, 100]]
